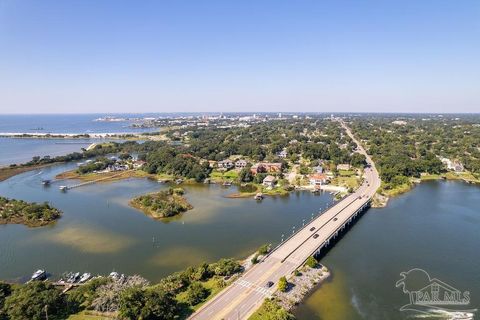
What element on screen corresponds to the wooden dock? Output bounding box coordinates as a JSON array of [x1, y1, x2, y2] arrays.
[[59, 171, 127, 191]]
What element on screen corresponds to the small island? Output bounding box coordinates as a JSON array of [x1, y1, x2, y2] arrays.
[[0, 196, 62, 227], [130, 187, 193, 219]]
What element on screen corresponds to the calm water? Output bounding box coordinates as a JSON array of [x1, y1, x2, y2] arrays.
[[295, 181, 480, 319], [0, 113, 161, 166], [0, 114, 158, 134], [0, 162, 334, 282]]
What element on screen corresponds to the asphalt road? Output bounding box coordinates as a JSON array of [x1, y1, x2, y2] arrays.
[[190, 121, 381, 320]]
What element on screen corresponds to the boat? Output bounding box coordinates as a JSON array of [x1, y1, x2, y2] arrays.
[[222, 181, 232, 186], [109, 271, 120, 280], [254, 193, 264, 200], [79, 273, 92, 283], [41, 179, 51, 186], [67, 272, 80, 283], [59, 186, 68, 191], [31, 269, 46, 281]]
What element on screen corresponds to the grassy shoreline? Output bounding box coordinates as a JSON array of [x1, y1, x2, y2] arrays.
[[377, 171, 480, 207]]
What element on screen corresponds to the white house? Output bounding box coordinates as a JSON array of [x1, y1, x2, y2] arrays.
[[309, 173, 328, 186], [262, 175, 276, 188], [218, 160, 234, 169], [235, 159, 248, 169]]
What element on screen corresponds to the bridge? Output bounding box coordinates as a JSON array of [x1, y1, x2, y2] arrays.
[[190, 121, 381, 320]]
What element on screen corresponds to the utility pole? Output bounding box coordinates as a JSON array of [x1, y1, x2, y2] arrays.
[[44, 305, 48, 320]]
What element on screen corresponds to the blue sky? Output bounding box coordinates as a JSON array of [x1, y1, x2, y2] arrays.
[[0, 0, 479, 113]]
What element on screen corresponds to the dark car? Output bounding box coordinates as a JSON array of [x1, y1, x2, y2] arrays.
[[313, 234, 319, 239], [266, 281, 274, 288], [310, 227, 315, 231], [333, 217, 338, 221]]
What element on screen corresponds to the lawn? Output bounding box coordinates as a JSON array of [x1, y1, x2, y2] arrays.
[[209, 169, 239, 182]]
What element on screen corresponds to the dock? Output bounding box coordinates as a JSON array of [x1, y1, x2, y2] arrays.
[[58, 172, 127, 191]]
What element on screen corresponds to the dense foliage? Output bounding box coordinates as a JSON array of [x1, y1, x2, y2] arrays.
[[249, 298, 296, 320], [130, 188, 193, 218], [3, 282, 66, 320], [347, 114, 480, 189], [0, 196, 61, 226]]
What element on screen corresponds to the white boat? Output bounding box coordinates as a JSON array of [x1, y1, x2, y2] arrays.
[[109, 271, 120, 280], [67, 272, 80, 283], [254, 193, 264, 200], [59, 185, 68, 191], [31, 269, 46, 281], [79, 273, 91, 283]]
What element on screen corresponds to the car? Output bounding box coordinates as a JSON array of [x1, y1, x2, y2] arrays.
[[358, 196, 362, 199], [333, 217, 338, 221], [313, 234, 319, 239], [266, 281, 274, 288], [310, 227, 315, 231]]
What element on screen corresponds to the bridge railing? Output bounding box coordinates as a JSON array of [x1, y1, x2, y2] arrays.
[[263, 192, 353, 259]]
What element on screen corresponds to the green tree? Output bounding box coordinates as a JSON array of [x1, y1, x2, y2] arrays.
[[184, 282, 209, 306], [0, 282, 12, 320], [305, 256, 318, 268], [277, 276, 288, 292], [249, 298, 295, 320], [119, 287, 178, 320], [4, 282, 66, 320]]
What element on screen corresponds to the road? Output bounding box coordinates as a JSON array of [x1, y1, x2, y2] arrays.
[[190, 120, 381, 320]]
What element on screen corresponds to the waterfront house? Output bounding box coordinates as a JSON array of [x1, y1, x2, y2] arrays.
[[235, 159, 248, 169], [262, 175, 276, 188], [309, 173, 328, 186], [218, 160, 234, 170], [251, 162, 283, 175], [133, 160, 146, 169]]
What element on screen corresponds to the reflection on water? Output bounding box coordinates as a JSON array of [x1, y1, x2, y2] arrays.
[[150, 246, 214, 269], [0, 162, 334, 282], [40, 226, 136, 254], [295, 181, 480, 320], [294, 271, 358, 320]]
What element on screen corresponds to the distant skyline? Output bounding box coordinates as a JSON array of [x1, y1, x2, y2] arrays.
[[0, 0, 479, 114]]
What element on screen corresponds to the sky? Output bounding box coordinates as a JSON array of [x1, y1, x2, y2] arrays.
[[0, 0, 479, 114]]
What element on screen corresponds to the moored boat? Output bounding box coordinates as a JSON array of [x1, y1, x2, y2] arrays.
[[31, 269, 46, 281], [79, 272, 92, 283]]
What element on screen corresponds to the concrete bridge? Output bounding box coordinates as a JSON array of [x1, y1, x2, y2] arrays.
[[190, 121, 381, 320]]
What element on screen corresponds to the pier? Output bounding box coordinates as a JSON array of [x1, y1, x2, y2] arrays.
[[57, 172, 127, 191]]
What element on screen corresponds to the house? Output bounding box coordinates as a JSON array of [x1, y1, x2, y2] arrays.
[[133, 160, 146, 169], [235, 159, 248, 169], [337, 164, 351, 171], [208, 160, 217, 168], [440, 157, 464, 172], [251, 162, 283, 175], [312, 166, 323, 173], [217, 160, 234, 170], [453, 162, 464, 172], [277, 150, 287, 158], [309, 173, 328, 186], [262, 175, 276, 188]]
